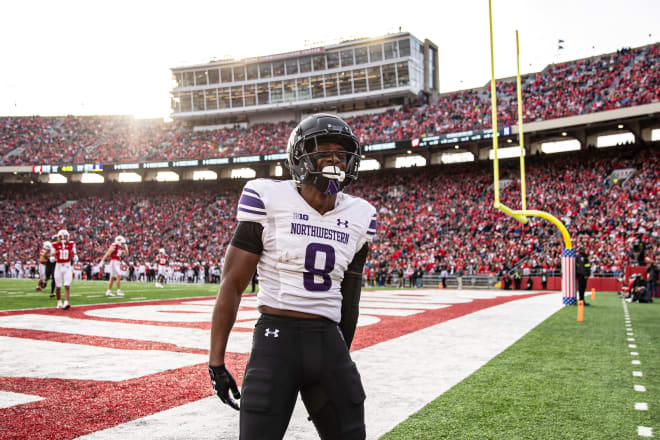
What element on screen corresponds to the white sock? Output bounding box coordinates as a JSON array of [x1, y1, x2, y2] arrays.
[[57, 300, 63, 306]]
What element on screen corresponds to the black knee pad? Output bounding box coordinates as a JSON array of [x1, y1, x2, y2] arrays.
[[241, 367, 274, 414], [240, 363, 298, 440], [303, 361, 366, 440]]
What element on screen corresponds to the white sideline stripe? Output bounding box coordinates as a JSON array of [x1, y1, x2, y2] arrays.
[[0, 391, 44, 409], [233, 320, 258, 329], [633, 371, 643, 377], [240, 297, 455, 309], [635, 403, 648, 411], [357, 301, 449, 310], [628, 338, 635, 341], [85, 304, 215, 322], [0, 314, 253, 354], [359, 308, 423, 316], [233, 314, 382, 329], [183, 300, 216, 306], [75, 292, 562, 440], [85, 304, 259, 323], [361, 295, 473, 304], [629, 344, 638, 348], [638, 426, 653, 437], [633, 360, 641, 365], [631, 352, 639, 356], [0, 336, 206, 381], [634, 385, 646, 392], [366, 289, 509, 296], [453, 290, 538, 299]]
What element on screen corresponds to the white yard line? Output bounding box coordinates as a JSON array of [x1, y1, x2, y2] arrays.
[[622, 300, 654, 439], [0, 391, 44, 409], [0, 314, 252, 353], [0, 336, 206, 382]]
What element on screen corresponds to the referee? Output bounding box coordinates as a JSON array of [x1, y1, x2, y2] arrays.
[[45, 235, 57, 297], [576, 248, 591, 306]]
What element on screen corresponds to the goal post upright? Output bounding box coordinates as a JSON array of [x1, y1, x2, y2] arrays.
[[488, 1, 577, 308], [488, 0, 527, 224], [516, 30, 527, 211]]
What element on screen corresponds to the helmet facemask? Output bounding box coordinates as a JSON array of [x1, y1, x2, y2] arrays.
[[57, 230, 69, 243], [287, 114, 361, 196], [298, 136, 359, 195]]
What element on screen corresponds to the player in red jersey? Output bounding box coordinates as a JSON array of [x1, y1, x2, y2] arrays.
[[73, 261, 83, 280], [155, 248, 168, 288], [51, 229, 77, 310], [35, 240, 53, 291], [99, 235, 129, 297]]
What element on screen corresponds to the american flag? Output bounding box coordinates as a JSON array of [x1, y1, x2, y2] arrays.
[[562, 248, 577, 305]]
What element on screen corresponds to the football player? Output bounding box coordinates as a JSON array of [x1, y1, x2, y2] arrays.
[[155, 248, 168, 288], [51, 229, 78, 309], [99, 235, 129, 297], [73, 260, 83, 280], [36, 240, 54, 291], [46, 234, 58, 297], [209, 114, 376, 439]]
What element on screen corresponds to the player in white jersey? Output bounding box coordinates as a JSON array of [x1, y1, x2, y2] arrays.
[[99, 235, 129, 297], [155, 249, 168, 288], [36, 241, 54, 291], [209, 114, 376, 439], [138, 262, 146, 282]]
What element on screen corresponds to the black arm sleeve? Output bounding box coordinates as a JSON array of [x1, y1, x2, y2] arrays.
[[230, 221, 264, 255], [339, 243, 369, 349]]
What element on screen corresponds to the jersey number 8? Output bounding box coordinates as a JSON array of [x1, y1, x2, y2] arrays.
[[303, 243, 335, 292]]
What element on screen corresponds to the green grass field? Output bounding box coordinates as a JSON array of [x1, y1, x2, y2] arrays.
[[0, 278, 222, 311], [0, 279, 657, 438], [382, 291, 659, 440]]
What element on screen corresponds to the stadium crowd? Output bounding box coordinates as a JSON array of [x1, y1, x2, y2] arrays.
[[1, 44, 658, 166], [352, 144, 658, 284], [1, 144, 657, 285]]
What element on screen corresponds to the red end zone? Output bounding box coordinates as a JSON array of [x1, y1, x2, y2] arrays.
[[0, 290, 550, 439]]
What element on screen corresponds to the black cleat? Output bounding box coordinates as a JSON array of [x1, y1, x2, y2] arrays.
[[63, 304, 71, 310]]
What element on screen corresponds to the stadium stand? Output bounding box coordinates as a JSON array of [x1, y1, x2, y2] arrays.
[[1, 44, 658, 165], [1, 143, 657, 284]]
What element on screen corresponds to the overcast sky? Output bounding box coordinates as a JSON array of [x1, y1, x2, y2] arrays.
[[1, 0, 658, 119]]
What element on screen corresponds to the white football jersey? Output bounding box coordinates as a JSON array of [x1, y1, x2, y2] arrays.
[[236, 179, 377, 323]]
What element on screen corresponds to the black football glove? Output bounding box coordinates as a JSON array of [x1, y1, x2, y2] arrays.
[[208, 364, 241, 410]]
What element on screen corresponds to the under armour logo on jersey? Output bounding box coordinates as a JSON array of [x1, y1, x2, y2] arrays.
[[264, 328, 279, 338], [337, 219, 349, 228]]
